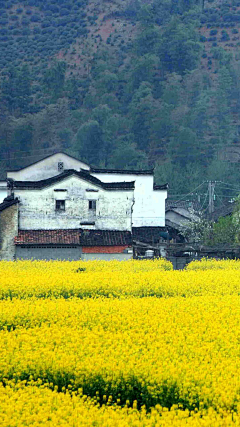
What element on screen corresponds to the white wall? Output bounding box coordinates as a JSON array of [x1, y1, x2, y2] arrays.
[[92, 173, 167, 227], [7, 153, 90, 182], [14, 175, 134, 231], [0, 181, 7, 203]]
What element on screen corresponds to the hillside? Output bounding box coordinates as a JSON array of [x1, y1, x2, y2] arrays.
[[1, 0, 240, 201]]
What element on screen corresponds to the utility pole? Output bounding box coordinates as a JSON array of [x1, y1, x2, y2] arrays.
[[208, 181, 215, 215]]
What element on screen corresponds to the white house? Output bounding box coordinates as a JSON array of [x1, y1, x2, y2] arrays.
[[91, 168, 167, 227], [0, 152, 168, 261], [10, 170, 134, 232], [7, 153, 168, 229]]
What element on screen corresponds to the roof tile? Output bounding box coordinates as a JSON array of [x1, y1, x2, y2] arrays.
[[15, 229, 132, 246], [12, 170, 135, 191], [0, 196, 19, 212]]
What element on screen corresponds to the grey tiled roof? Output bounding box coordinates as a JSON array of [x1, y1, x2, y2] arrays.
[[166, 199, 202, 212], [211, 202, 236, 221], [91, 167, 154, 175], [132, 226, 167, 244], [12, 170, 135, 191], [0, 196, 19, 212]]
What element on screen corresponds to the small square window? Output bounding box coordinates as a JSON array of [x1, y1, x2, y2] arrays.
[[58, 162, 64, 172], [89, 200, 96, 210], [56, 200, 65, 211]]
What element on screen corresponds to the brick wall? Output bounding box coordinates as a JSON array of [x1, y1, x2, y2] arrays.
[[0, 204, 18, 260], [82, 245, 130, 253]]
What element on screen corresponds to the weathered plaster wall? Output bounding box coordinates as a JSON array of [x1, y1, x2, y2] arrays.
[[0, 204, 18, 260], [14, 176, 134, 231], [7, 153, 90, 181], [16, 246, 131, 261], [16, 246, 82, 260], [92, 173, 167, 227]]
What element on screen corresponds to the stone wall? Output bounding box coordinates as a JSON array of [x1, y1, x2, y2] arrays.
[[0, 204, 18, 260]]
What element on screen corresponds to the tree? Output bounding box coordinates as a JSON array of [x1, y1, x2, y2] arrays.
[[158, 18, 202, 75], [75, 120, 103, 165], [1, 65, 32, 116], [129, 82, 156, 150], [179, 203, 240, 245], [110, 137, 148, 169], [42, 61, 67, 102]]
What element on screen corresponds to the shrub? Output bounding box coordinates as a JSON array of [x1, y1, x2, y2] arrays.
[[210, 29, 218, 36], [221, 30, 230, 41], [21, 18, 30, 25], [0, 18, 8, 25], [10, 15, 18, 21], [31, 14, 41, 22]]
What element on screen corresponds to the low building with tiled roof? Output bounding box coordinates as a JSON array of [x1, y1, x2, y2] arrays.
[[14, 229, 132, 260]]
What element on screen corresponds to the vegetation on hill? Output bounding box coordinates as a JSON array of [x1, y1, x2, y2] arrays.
[[1, 0, 240, 198]]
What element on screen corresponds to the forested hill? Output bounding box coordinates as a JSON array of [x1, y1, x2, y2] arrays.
[[1, 0, 240, 196]]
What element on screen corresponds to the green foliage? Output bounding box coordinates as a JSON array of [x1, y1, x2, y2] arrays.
[[158, 18, 202, 75], [179, 213, 240, 245], [42, 61, 66, 102], [0, 0, 240, 197]]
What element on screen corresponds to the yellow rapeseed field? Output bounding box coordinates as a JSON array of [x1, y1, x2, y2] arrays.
[[1, 258, 240, 426], [187, 258, 240, 270]]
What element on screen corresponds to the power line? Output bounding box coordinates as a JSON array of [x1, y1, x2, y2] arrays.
[[218, 181, 240, 190], [169, 182, 207, 204], [200, 187, 209, 211]]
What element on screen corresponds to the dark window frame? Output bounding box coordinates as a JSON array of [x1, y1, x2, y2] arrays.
[[58, 162, 64, 172], [55, 200, 65, 211], [88, 200, 96, 210]]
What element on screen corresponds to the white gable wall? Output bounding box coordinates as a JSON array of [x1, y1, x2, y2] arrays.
[[92, 173, 167, 227], [14, 175, 134, 231], [7, 153, 90, 182], [0, 181, 7, 203]]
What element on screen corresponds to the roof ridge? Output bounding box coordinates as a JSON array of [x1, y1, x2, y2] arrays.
[[0, 196, 19, 212], [91, 168, 154, 175], [12, 170, 135, 191]]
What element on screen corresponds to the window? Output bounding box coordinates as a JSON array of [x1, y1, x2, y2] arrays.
[[58, 162, 64, 172], [56, 200, 65, 211], [89, 200, 96, 210]]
